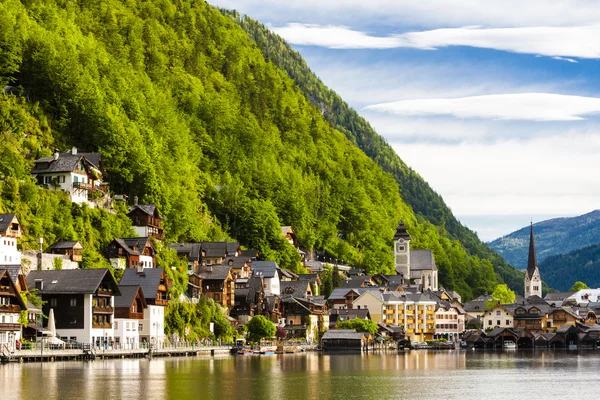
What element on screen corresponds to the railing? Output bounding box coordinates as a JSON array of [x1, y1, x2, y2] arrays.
[[96, 289, 112, 297], [0, 304, 20, 312], [92, 323, 112, 329], [0, 323, 21, 331], [0, 288, 13, 295], [93, 306, 114, 314], [129, 312, 143, 319], [155, 298, 169, 306], [73, 181, 93, 191]]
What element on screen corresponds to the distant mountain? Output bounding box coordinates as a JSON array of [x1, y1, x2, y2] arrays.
[[488, 210, 600, 270], [539, 243, 600, 291]]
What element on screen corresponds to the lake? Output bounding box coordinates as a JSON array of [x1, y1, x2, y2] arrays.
[[2, 350, 600, 399]]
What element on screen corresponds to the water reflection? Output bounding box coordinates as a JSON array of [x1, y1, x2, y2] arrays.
[[3, 351, 600, 400]]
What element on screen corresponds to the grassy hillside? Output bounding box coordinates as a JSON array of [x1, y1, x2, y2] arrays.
[[220, 10, 525, 293], [0, 0, 504, 299], [488, 210, 600, 270]]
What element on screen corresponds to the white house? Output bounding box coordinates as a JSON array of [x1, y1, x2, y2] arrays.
[[566, 289, 600, 306], [26, 269, 120, 346], [483, 304, 515, 330], [31, 148, 104, 206], [114, 285, 147, 349], [251, 261, 280, 296], [0, 214, 22, 270]]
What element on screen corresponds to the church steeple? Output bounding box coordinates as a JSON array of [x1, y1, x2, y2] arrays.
[[524, 222, 542, 297]]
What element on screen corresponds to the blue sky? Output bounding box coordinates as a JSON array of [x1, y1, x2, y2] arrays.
[[210, 0, 600, 241]]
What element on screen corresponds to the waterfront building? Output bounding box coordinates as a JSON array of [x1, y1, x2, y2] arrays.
[[524, 223, 542, 298], [31, 148, 105, 206], [230, 276, 264, 323], [434, 301, 466, 340], [321, 329, 371, 352], [119, 268, 170, 344], [483, 304, 515, 330], [281, 294, 328, 343], [113, 285, 147, 349], [195, 264, 235, 308], [128, 203, 165, 241], [26, 269, 120, 346], [0, 268, 27, 352]]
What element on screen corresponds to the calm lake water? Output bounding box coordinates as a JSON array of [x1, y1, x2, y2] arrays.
[[2, 350, 600, 399]]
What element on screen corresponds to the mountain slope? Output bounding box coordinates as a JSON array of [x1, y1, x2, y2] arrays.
[[540, 242, 600, 291], [488, 210, 600, 270], [219, 10, 524, 292], [0, 0, 506, 300]]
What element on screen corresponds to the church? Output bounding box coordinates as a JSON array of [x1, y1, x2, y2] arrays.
[[393, 222, 438, 291], [524, 223, 542, 298]]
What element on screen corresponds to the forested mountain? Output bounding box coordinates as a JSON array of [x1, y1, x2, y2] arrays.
[[488, 210, 600, 270], [220, 10, 524, 292], [540, 243, 600, 291], [0, 0, 511, 300]]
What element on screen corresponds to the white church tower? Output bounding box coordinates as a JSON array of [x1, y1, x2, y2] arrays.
[[394, 222, 411, 284], [524, 222, 542, 298]]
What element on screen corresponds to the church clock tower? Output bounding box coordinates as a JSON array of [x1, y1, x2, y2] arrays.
[[524, 222, 542, 298], [394, 222, 411, 284]]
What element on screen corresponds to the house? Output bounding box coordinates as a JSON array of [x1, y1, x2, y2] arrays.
[[223, 256, 252, 280], [49, 241, 83, 263], [281, 280, 312, 298], [104, 237, 156, 270], [329, 308, 371, 329], [341, 275, 378, 288], [200, 242, 240, 265], [321, 329, 371, 352], [545, 307, 580, 331], [230, 276, 264, 323], [251, 261, 281, 296], [544, 291, 575, 307], [240, 249, 259, 261], [565, 289, 600, 306], [298, 273, 322, 296], [462, 294, 494, 321], [168, 242, 202, 275], [434, 301, 466, 340], [264, 295, 283, 323], [483, 304, 515, 330], [26, 269, 120, 346], [0, 214, 22, 271], [119, 268, 170, 344], [0, 268, 27, 352], [31, 148, 105, 205], [128, 203, 165, 241], [195, 264, 235, 309], [282, 294, 328, 343], [327, 287, 382, 310], [113, 285, 147, 349]]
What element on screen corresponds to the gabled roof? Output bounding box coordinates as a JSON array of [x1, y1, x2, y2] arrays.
[[240, 249, 259, 259], [114, 285, 147, 309], [32, 151, 101, 174], [0, 269, 26, 310], [252, 261, 278, 278], [409, 250, 437, 271], [119, 268, 166, 300], [329, 308, 370, 319], [0, 214, 18, 233], [168, 242, 202, 262], [111, 237, 154, 256], [196, 265, 232, 281], [281, 280, 310, 297], [50, 241, 83, 250], [322, 329, 368, 340], [128, 204, 162, 219], [545, 291, 575, 301], [223, 256, 251, 269], [198, 242, 235, 258], [26, 269, 118, 295], [327, 287, 381, 301]]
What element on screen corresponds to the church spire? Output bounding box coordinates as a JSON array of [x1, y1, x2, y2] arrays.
[[526, 222, 538, 280]]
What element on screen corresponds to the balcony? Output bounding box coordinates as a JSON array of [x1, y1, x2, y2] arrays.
[[0, 323, 21, 332], [0, 304, 20, 313], [0, 287, 13, 295], [93, 306, 114, 314], [92, 323, 112, 329], [155, 298, 169, 306], [73, 181, 94, 191], [96, 289, 112, 297]]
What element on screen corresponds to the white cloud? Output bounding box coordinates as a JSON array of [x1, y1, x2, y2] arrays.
[[270, 23, 600, 59], [365, 93, 600, 121]]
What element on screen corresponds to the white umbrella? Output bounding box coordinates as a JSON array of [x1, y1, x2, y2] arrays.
[[48, 308, 56, 337]]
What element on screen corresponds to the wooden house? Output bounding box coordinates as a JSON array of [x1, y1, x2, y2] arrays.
[[0, 268, 27, 351], [128, 204, 165, 241], [196, 264, 235, 309], [104, 237, 156, 270], [49, 241, 84, 262]]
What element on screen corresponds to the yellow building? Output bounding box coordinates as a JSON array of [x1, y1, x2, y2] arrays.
[[353, 291, 436, 341]]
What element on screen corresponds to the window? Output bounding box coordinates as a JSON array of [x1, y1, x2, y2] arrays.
[[50, 298, 57, 307], [69, 315, 76, 324], [115, 321, 119, 330], [488, 320, 492, 326], [70, 298, 77, 307], [496, 310, 501, 316], [496, 320, 500, 326], [506, 320, 510, 325]]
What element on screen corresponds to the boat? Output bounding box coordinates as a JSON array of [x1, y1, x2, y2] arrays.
[[503, 341, 516, 349]]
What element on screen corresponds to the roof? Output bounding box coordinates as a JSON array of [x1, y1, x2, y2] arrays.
[[119, 268, 166, 300], [327, 287, 381, 301], [329, 308, 370, 319], [114, 285, 147, 309], [49, 241, 83, 250], [112, 237, 154, 256], [322, 329, 367, 340], [393, 221, 411, 241], [32, 151, 101, 174], [252, 261, 279, 278], [526, 223, 539, 279], [196, 265, 232, 281], [0, 214, 17, 233], [223, 256, 250, 269], [409, 250, 437, 271], [26, 269, 118, 295], [341, 275, 376, 288], [198, 242, 232, 258], [240, 249, 259, 258], [0, 269, 26, 309], [168, 243, 202, 262], [545, 291, 575, 301], [281, 280, 310, 297], [128, 204, 163, 219]]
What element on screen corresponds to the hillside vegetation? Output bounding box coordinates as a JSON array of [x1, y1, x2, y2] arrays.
[[220, 10, 525, 292], [488, 210, 600, 270], [0, 0, 508, 299], [540, 243, 600, 291]]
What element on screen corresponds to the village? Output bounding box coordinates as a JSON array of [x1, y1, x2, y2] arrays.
[[2, 148, 600, 361]]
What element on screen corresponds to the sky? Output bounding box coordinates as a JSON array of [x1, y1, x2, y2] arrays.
[[209, 0, 600, 241]]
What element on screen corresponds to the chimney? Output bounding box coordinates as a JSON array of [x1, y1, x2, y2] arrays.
[[72, 147, 77, 155], [134, 196, 138, 206], [53, 150, 59, 160], [137, 262, 144, 274], [207, 265, 213, 272]]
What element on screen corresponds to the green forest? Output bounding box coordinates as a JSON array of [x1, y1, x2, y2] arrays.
[[540, 243, 600, 291], [0, 0, 520, 300]]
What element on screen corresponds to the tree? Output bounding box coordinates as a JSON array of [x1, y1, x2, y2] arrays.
[[52, 257, 63, 270], [247, 315, 276, 344], [275, 326, 287, 341], [485, 284, 516, 309], [332, 265, 341, 288], [337, 318, 378, 336], [570, 281, 589, 291]]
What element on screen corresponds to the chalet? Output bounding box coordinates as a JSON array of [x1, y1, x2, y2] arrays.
[[0, 214, 22, 271], [321, 329, 371, 352], [196, 264, 235, 309], [341, 275, 378, 288], [49, 241, 83, 263], [282, 294, 328, 343], [298, 273, 322, 295], [252, 261, 281, 296], [240, 249, 259, 261], [201, 242, 240, 265], [462, 294, 494, 321], [483, 304, 515, 330], [223, 256, 252, 280], [281, 280, 312, 298], [113, 285, 147, 349], [327, 287, 382, 309], [546, 307, 580, 331], [128, 203, 165, 241], [119, 268, 170, 344], [188, 273, 202, 300], [31, 148, 105, 205], [265, 295, 282, 323], [104, 237, 156, 270], [26, 269, 120, 345], [230, 276, 264, 323], [0, 269, 27, 351]]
